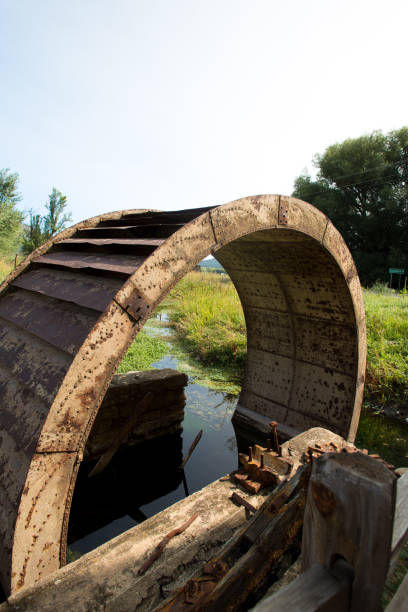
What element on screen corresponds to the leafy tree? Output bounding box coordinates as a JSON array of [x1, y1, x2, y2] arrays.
[[22, 188, 72, 255], [0, 169, 24, 255], [21, 212, 45, 255], [292, 128, 408, 285], [42, 188, 72, 239]]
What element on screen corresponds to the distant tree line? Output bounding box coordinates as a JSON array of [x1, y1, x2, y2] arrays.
[[0, 169, 72, 258], [2, 127, 408, 284], [292, 127, 408, 286]]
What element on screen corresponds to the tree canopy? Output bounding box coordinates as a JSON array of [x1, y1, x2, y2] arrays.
[[0, 169, 24, 255], [292, 128, 408, 285], [42, 188, 72, 238]]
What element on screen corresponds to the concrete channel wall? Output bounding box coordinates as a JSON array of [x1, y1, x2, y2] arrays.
[[0, 196, 366, 594]]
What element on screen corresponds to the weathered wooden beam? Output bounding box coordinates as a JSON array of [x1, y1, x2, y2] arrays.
[[302, 452, 396, 612], [386, 571, 408, 611], [253, 559, 353, 612], [389, 472, 408, 575], [157, 464, 310, 611]]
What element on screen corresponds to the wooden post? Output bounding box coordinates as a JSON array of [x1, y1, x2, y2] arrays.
[[253, 560, 353, 612], [302, 452, 396, 612], [386, 572, 408, 611], [389, 471, 408, 574]]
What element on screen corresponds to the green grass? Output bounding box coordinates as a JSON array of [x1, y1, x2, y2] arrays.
[[117, 331, 169, 373], [363, 286, 408, 404], [355, 407, 408, 466], [153, 272, 408, 406], [158, 273, 408, 406], [163, 271, 246, 385], [0, 257, 14, 282]]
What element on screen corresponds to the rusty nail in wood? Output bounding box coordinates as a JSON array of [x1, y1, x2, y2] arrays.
[[260, 454, 264, 469], [248, 446, 253, 461], [269, 421, 281, 456]]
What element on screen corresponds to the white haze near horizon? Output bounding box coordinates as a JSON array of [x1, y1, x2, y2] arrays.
[[1, 0, 407, 224]]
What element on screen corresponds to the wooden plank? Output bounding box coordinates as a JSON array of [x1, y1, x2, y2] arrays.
[[0, 287, 99, 356], [59, 237, 164, 247], [33, 251, 145, 275], [253, 561, 353, 612], [302, 453, 396, 612], [0, 318, 71, 402], [11, 267, 123, 312], [200, 493, 305, 611], [386, 571, 408, 611], [157, 465, 310, 611], [119, 206, 213, 222], [0, 368, 50, 454], [75, 224, 184, 239], [389, 472, 408, 574]]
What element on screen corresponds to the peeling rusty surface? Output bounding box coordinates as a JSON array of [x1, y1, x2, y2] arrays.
[[33, 251, 146, 275], [58, 237, 165, 247], [0, 196, 366, 596], [11, 268, 123, 312]]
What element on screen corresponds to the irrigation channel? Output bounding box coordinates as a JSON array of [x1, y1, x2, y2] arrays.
[[67, 311, 408, 561]]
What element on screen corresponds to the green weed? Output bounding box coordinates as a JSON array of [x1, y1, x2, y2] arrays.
[[117, 331, 169, 373]]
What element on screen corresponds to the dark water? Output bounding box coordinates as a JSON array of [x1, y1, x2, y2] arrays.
[[68, 323, 239, 557]]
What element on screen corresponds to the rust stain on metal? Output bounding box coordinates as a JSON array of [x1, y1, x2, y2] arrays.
[[278, 196, 289, 225], [0, 196, 366, 596]]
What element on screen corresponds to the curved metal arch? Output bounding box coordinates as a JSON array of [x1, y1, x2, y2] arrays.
[[0, 195, 365, 594]]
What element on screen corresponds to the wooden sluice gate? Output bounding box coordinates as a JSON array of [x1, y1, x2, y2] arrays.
[[0, 195, 370, 603]]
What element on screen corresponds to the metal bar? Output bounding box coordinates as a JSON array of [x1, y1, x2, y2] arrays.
[[180, 430, 203, 470]]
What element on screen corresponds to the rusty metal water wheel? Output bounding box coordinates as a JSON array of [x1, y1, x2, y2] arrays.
[[0, 195, 366, 594]]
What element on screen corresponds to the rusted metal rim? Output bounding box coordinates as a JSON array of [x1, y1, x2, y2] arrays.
[[0, 195, 365, 594]]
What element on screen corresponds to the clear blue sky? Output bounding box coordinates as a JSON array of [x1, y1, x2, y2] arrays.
[[1, 0, 407, 224]]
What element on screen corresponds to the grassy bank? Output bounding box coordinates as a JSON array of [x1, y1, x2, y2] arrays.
[[363, 284, 408, 405], [160, 272, 246, 386], [154, 272, 408, 406]]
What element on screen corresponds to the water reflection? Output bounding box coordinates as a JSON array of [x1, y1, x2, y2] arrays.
[[68, 433, 183, 553], [68, 324, 240, 557]]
